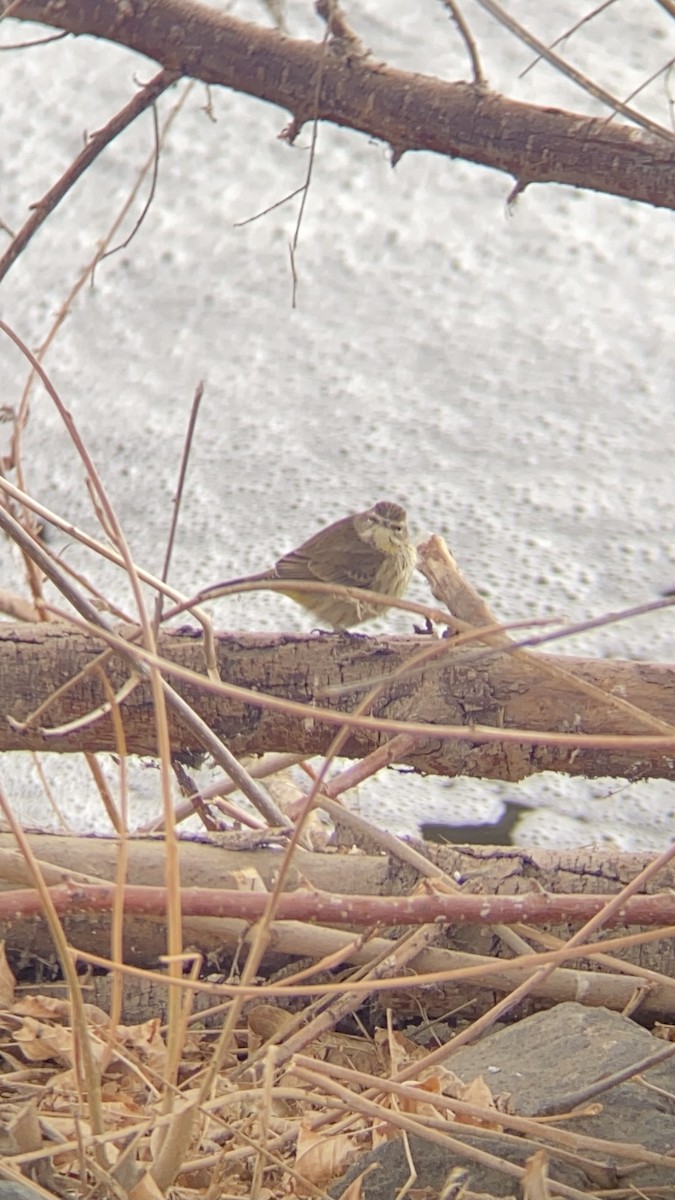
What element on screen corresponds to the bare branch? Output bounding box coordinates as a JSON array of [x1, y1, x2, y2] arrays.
[[5, 0, 675, 209], [0, 68, 179, 284]]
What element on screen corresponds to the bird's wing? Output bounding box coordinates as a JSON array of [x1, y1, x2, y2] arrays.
[[274, 517, 383, 589]]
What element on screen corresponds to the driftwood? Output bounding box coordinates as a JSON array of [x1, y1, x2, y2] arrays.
[[1, 620, 674, 779]]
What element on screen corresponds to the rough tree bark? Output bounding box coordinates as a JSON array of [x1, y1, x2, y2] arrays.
[[1, 621, 674, 779], [4, 0, 675, 209], [2, 835, 674, 1022]]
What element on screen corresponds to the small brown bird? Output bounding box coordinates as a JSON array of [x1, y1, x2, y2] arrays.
[[209, 500, 417, 629]]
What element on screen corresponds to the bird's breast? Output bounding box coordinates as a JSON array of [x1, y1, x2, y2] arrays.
[[372, 544, 416, 598]]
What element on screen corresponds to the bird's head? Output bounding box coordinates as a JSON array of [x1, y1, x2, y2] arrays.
[[355, 501, 409, 554]]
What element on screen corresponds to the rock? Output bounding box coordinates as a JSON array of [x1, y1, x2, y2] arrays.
[[332, 1002, 675, 1197]]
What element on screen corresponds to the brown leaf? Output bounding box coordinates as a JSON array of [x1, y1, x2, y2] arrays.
[[294, 1120, 364, 1188], [522, 1149, 552, 1200], [0, 941, 16, 1008]]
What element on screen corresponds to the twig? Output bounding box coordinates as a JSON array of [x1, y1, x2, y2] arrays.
[[26, 609, 675, 756], [0, 474, 206, 617], [275, 924, 443, 1063], [439, 0, 486, 86], [154, 380, 204, 628], [0, 784, 108, 1164], [10, 882, 672, 927], [287, 18, 328, 307], [96, 92, 162, 267], [290, 1063, 591, 1200], [538, 1038, 675, 1116], [0, 28, 67, 48], [0, 68, 180, 284], [292, 1055, 674, 1170], [0, 587, 39, 621], [474, 0, 675, 143], [140, 752, 306, 832], [39, 599, 292, 829], [389, 844, 675, 1085], [519, 1, 618, 79], [233, 185, 305, 227], [0, 449, 287, 828], [418, 534, 675, 736]]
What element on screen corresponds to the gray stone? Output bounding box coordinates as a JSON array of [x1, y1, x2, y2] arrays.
[[332, 1003, 675, 1198]]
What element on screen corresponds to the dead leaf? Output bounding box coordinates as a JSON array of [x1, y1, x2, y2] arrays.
[[522, 1149, 551, 1200], [454, 1076, 502, 1131], [0, 941, 16, 1008], [294, 1119, 364, 1188], [248, 1003, 296, 1042]]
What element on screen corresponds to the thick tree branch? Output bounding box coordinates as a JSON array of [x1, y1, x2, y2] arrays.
[[2, 836, 674, 1019], [6, 0, 675, 209], [2, 622, 675, 780]]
